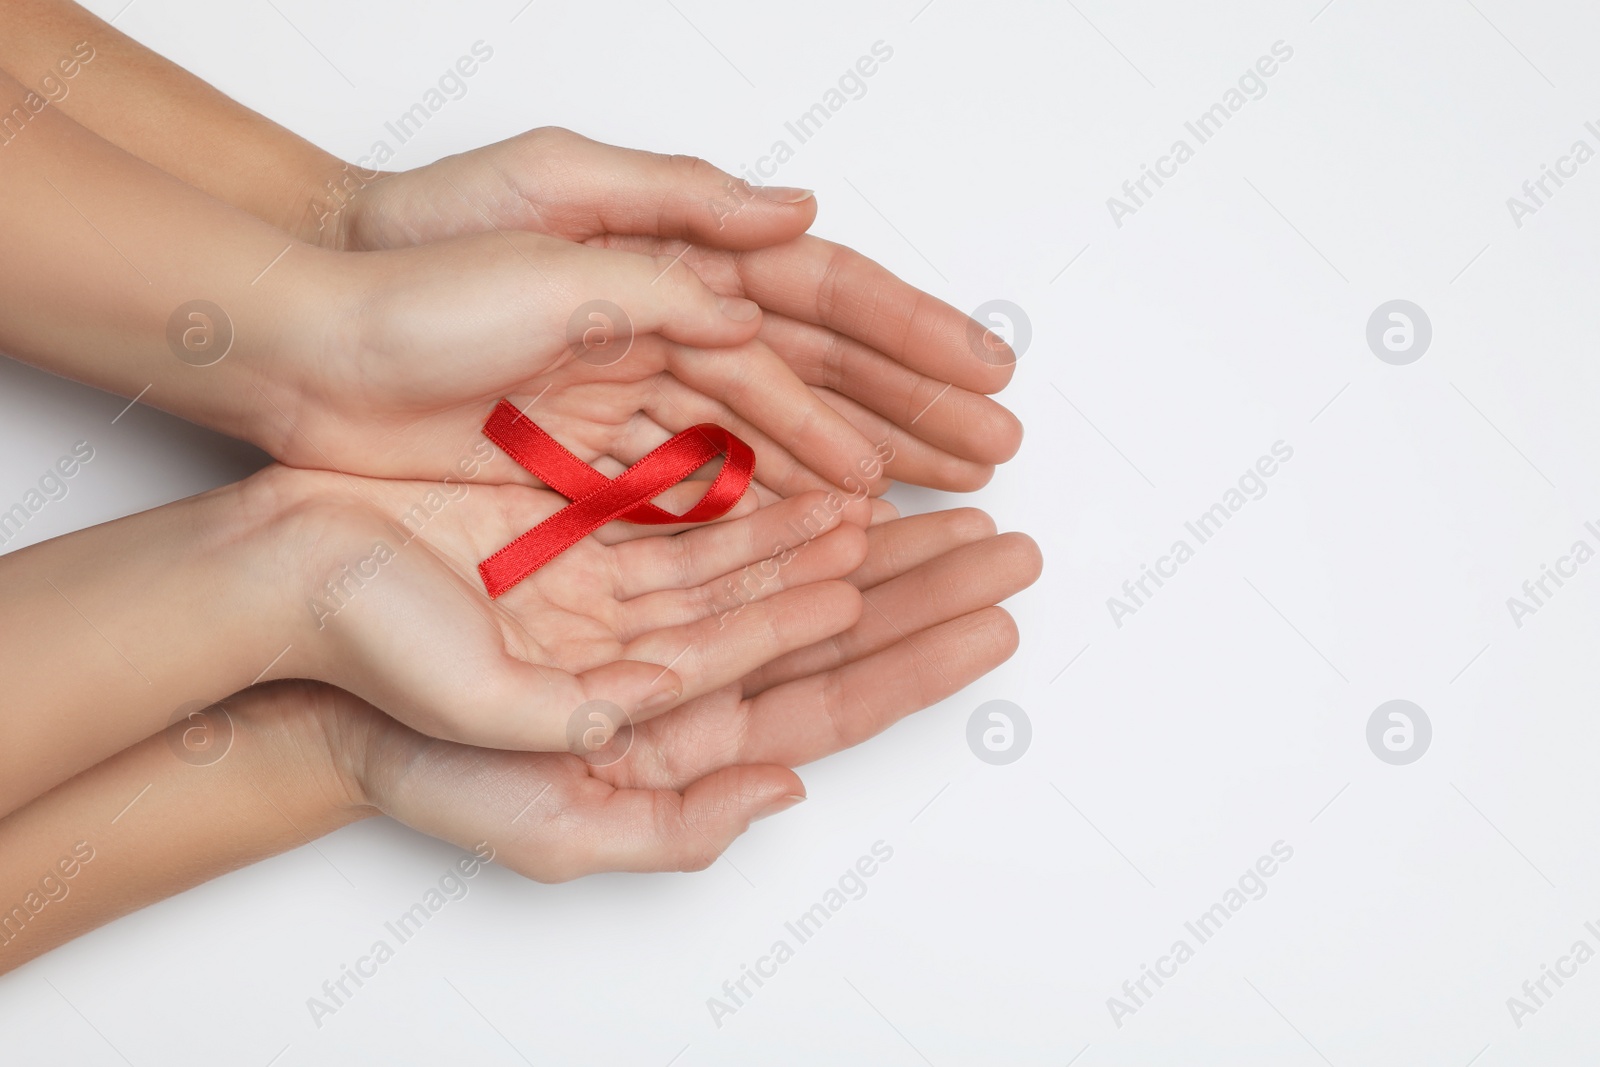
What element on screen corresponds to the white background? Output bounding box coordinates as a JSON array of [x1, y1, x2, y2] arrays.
[[3, 0, 1599, 1063]]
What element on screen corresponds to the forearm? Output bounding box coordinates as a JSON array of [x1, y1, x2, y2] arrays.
[[0, 64, 344, 452], [0, 474, 308, 815], [0, 0, 348, 240], [0, 682, 371, 975]]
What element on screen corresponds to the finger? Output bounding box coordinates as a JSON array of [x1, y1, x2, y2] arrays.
[[624, 579, 863, 699], [552, 238, 765, 352], [759, 310, 1023, 464], [737, 607, 1021, 768], [665, 338, 891, 495], [459, 382, 641, 491], [733, 235, 1017, 394], [444, 655, 685, 750], [524, 129, 818, 250], [339, 586, 677, 751], [619, 524, 868, 639], [739, 477, 900, 526], [574, 660, 685, 731], [814, 387, 997, 492], [622, 607, 1022, 790], [583, 390, 870, 524], [359, 475, 755, 570], [623, 379, 833, 499], [610, 491, 849, 597], [869, 497, 900, 525], [526, 764, 805, 880], [846, 508, 998, 590], [586, 478, 761, 544], [641, 377, 879, 524], [744, 532, 1042, 696]]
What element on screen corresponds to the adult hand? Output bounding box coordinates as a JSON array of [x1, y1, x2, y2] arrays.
[[343, 507, 1042, 879], [332, 128, 1024, 492], [0, 516, 1038, 971]]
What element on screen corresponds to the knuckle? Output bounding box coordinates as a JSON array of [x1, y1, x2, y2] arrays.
[[679, 838, 722, 872], [814, 244, 851, 323], [527, 125, 578, 148], [667, 152, 727, 187], [951, 507, 998, 542]]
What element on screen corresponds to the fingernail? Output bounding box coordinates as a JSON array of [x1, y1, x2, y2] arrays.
[[719, 296, 761, 322], [754, 186, 814, 204], [636, 687, 682, 716], [753, 794, 807, 821]]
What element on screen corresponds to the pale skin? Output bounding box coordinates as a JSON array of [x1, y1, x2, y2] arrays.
[[0, 463, 882, 817], [0, 76, 856, 508], [0, 3, 1022, 500], [0, 453, 1043, 815], [0, 509, 1039, 975], [0, 1, 1041, 969]]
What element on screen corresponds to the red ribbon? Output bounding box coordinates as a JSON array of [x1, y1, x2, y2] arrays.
[[477, 399, 755, 598]]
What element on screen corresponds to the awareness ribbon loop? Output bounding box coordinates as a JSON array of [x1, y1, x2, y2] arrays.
[[477, 399, 755, 598]]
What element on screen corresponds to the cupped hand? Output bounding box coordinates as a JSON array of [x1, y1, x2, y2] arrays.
[[276, 228, 893, 514], [255, 463, 874, 751], [320, 128, 1024, 491], [321, 508, 1042, 880]]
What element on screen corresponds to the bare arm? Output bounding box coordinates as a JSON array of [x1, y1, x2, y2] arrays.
[[0, 682, 371, 974], [0, 0, 346, 236], [0, 475, 306, 816], [0, 64, 339, 449], [0, 514, 1036, 974], [0, 4, 1023, 491]]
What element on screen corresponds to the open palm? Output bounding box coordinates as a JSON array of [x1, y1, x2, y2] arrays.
[[328, 508, 1042, 880], [270, 465, 875, 751]]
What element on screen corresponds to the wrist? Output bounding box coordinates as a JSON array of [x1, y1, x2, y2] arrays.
[[0, 472, 340, 811], [247, 680, 384, 818], [222, 243, 371, 463], [279, 671, 445, 829], [224, 465, 388, 671], [187, 473, 325, 671], [286, 157, 396, 250], [323, 687, 419, 820], [202, 473, 440, 817]]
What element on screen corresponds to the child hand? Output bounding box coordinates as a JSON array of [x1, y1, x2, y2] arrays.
[[257, 465, 872, 751]]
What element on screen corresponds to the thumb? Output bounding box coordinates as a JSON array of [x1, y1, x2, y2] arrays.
[[556, 239, 768, 351], [574, 659, 686, 735], [431, 657, 679, 753], [576, 765, 807, 875], [543, 129, 817, 250]]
